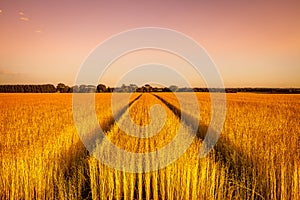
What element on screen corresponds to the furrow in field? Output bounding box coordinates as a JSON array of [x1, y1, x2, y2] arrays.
[[101, 93, 183, 152], [78, 94, 142, 151]]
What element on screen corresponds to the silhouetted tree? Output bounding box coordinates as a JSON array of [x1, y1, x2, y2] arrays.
[[0, 84, 56, 93], [162, 87, 172, 92], [0, 84, 300, 94], [107, 87, 113, 92], [56, 83, 67, 93], [97, 84, 107, 93]]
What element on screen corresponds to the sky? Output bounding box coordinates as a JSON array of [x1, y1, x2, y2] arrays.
[[0, 0, 299, 87]]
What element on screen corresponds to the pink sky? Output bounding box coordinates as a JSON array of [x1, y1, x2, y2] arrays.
[[0, 0, 299, 87]]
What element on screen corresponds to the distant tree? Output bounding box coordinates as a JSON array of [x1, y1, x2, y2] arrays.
[[41, 84, 56, 93], [121, 84, 129, 92], [169, 85, 178, 92], [107, 87, 113, 92], [144, 84, 152, 92], [68, 86, 73, 93], [19, 85, 24, 93], [0, 84, 56, 93], [78, 85, 96, 93], [129, 84, 138, 92], [87, 85, 96, 93], [2, 84, 299, 94], [162, 87, 172, 92], [79, 85, 87, 93], [72, 85, 79, 93], [97, 84, 107, 93], [178, 87, 193, 92], [56, 83, 67, 93]]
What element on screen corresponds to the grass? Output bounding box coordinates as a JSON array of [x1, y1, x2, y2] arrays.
[[0, 93, 299, 199]]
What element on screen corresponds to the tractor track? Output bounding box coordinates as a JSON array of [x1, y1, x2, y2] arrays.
[[74, 93, 265, 199], [82, 94, 142, 150]]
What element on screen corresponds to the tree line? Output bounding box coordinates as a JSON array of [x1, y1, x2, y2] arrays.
[[0, 83, 299, 93]]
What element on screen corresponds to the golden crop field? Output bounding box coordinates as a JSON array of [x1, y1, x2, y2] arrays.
[[0, 93, 299, 200]]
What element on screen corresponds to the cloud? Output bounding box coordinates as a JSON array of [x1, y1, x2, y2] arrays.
[[18, 11, 30, 21], [0, 68, 22, 76], [0, 68, 34, 84], [0, 69, 10, 75], [0, 68, 20, 75], [20, 17, 29, 21]]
